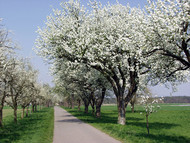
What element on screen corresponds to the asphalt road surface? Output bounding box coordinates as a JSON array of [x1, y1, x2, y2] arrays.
[[53, 106, 121, 143]]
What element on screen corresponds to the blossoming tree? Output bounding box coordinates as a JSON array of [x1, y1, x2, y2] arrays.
[[35, 0, 153, 125]]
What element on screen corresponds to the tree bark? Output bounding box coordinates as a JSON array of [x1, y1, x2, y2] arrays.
[[107, 80, 126, 125], [67, 98, 72, 108], [91, 103, 95, 115], [71, 94, 75, 109], [32, 104, 35, 112], [35, 104, 37, 112], [14, 105, 17, 124], [95, 106, 101, 118], [84, 104, 89, 114], [0, 94, 6, 127], [84, 99, 89, 114], [131, 103, 135, 113], [81, 96, 89, 114], [90, 92, 95, 115], [95, 88, 106, 118], [117, 97, 126, 125], [26, 107, 29, 117], [130, 94, 137, 113]]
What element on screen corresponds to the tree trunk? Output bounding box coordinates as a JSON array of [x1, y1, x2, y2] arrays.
[[130, 94, 137, 113], [67, 99, 72, 108], [91, 104, 95, 115], [82, 96, 89, 114], [0, 107, 3, 127], [96, 105, 101, 118], [146, 114, 149, 135], [0, 95, 6, 127], [26, 107, 29, 117], [84, 104, 89, 113], [95, 88, 106, 118], [71, 94, 75, 109], [22, 107, 25, 119], [69, 102, 72, 108], [35, 104, 37, 112], [77, 99, 81, 111], [90, 92, 95, 115], [14, 106, 17, 124], [117, 97, 126, 125], [131, 102, 135, 113], [84, 99, 89, 114], [46, 101, 49, 107], [32, 104, 35, 113], [110, 84, 126, 125]]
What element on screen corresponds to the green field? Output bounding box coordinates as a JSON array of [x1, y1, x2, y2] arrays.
[[63, 104, 190, 143], [0, 107, 54, 143]]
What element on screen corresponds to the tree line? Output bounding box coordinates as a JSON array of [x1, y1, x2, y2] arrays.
[[0, 19, 57, 127]]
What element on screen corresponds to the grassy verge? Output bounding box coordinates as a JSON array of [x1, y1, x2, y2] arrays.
[[0, 107, 54, 143], [63, 104, 190, 143]]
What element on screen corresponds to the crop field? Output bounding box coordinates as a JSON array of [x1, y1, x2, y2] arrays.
[[0, 107, 54, 143], [63, 104, 190, 143]]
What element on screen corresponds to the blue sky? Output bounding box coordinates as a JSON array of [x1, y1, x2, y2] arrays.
[[0, 0, 189, 97]]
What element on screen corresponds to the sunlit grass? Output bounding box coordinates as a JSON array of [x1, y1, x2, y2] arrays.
[[63, 104, 190, 143]]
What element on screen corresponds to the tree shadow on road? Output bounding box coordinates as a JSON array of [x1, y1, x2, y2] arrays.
[[56, 118, 84, 124]]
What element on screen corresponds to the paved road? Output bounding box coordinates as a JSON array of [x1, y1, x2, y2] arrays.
[[53, 106, 121, 143]]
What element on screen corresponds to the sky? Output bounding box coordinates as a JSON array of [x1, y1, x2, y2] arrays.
[[0, 0, 189, 97]]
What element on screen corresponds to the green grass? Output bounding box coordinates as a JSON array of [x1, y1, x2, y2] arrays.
[[63, 104, 190, 143], [0, 107, 54, 143]]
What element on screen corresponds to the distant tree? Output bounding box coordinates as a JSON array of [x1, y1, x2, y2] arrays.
[[41, 84, 55, 108], [5, 58, 34, 123], [18, 62, 38, 118], [53, 59, 110, 117], [0, 19, 49, 126]]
